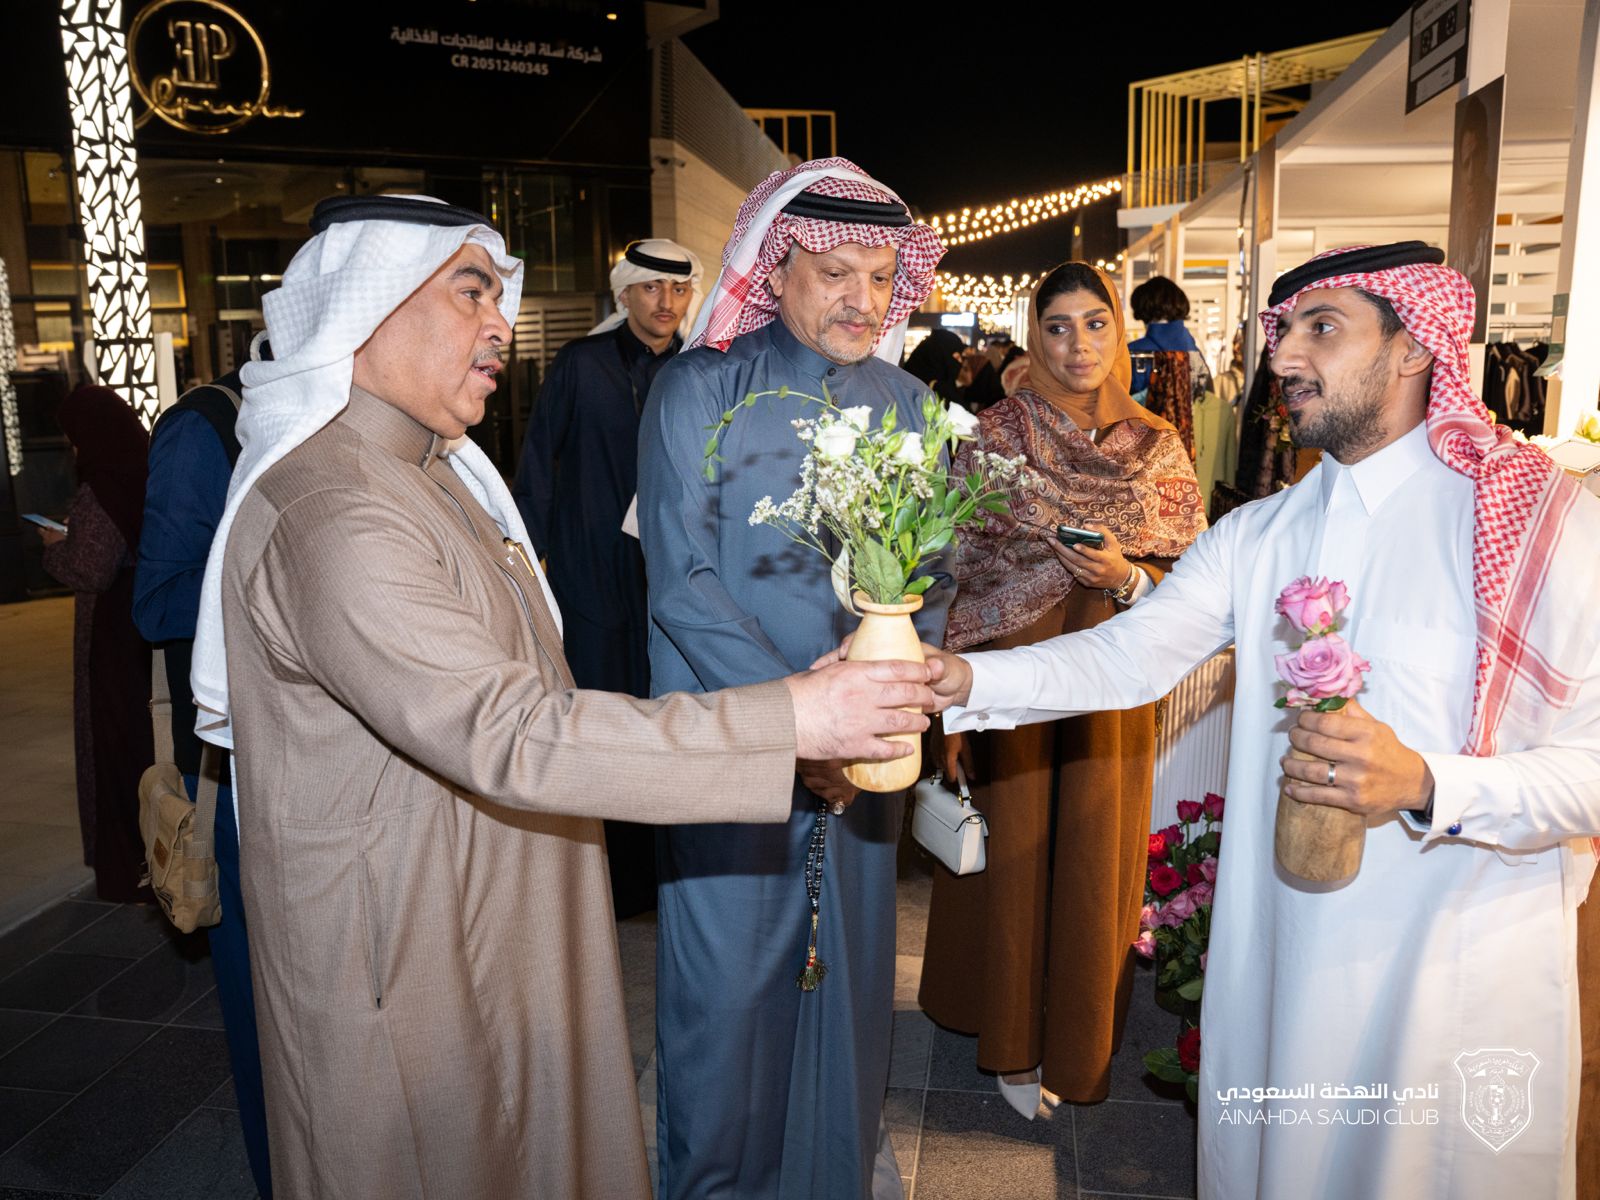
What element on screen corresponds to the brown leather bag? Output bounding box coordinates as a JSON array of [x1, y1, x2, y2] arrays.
[[138, 646, 222, 932]]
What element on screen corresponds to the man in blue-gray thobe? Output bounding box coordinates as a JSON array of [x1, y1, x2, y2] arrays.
[[638, 158, 951, 1200]]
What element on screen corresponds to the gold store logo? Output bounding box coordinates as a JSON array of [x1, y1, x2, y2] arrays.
[[129, 0, 304, 135]]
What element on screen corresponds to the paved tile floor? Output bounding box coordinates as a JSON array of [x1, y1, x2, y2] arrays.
[[0, 597, 1199, 1198], [0, 598, 92, 932]]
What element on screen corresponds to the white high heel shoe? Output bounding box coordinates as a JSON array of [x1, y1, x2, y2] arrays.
[[997, 1069, 1044, 1120]]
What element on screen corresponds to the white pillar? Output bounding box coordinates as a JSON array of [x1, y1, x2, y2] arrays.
[[59, 0, 158, 427], [1544, 0, 1600, 436], [1242, 144, 1279, 385]]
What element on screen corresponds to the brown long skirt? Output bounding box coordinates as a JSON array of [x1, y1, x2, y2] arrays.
[[919, 588, 1155, 1103], [1579, 869, 1600, 1200]]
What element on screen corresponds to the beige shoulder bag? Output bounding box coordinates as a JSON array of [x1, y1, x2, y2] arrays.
[[138, 647, 222, 931]]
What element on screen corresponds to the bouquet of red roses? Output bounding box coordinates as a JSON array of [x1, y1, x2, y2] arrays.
[[1137, 793, 1223, 1102]]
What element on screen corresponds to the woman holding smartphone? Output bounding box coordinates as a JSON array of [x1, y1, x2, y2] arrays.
[[918, 262, 1206, 1115], [40, 385, 153, 903]]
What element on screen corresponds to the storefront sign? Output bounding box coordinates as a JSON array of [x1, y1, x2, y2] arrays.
[[128, 0, 304, 135], [1408, 0, 1471, 113]]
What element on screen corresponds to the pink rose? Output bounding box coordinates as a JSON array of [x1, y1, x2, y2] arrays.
[[1166, 887, 1199, 921], [1274, 634, 1370, 702], [1140, 902, 1159, 931], [1176, 800, 1203, 823], [1199, 857, 1217, 884], [1275, 576, 1349, 635], [1189, 881, 1214, 908], [1200, 951, 1208, 972], [1134, 930, 1156, 959]]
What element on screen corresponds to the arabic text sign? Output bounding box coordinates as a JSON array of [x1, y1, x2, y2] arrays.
[[1408, 0, 1471, 113]]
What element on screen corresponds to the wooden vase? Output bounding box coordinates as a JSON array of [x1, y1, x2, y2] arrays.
[[1274, 748, 1365, 884], [843, 592, 925, 793]]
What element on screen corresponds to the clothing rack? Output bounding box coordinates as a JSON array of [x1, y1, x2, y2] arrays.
[[1485, 317, 1552, 341]]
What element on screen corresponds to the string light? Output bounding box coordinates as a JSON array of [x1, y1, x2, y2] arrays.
[[928, 178, 1122, 247], [933, 250, 1130, 333]]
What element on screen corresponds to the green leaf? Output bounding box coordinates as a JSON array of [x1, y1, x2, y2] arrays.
[[881, 406, 897, 433], [898, 530, 914, 561], [919, 527, 954, 556], [1177, 977, 1204, 1001], [1316, 696, 1349, 712], [854, 538, 906, 604], [777, 384, 789, 399], [1144, 1050, 1188, 1083], [904, 575, 934, 595], [892, 504, 915, 537], [1186, 1077, 1199, 1104], [1273, 697, 1288, 709]]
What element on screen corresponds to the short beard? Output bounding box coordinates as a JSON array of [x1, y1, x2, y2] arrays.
[[1284, 347, 1391, 463], [816, 310, 879, 364]]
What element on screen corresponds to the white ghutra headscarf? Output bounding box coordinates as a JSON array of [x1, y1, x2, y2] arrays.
[[190, 195, 558, 753], [588, 238, 704, 336]]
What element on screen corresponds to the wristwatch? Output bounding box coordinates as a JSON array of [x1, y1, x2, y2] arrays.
[[1106, 565, 1142, 604]]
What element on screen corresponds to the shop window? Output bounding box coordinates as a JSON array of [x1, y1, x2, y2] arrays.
[[487, 170, 579, 293]]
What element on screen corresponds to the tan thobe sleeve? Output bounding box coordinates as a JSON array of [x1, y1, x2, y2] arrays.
[[245, 487, 797, 824]]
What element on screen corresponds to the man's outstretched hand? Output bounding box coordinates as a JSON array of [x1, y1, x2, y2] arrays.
[[806, 640, 975, 712], [787, 658, 944, 762]]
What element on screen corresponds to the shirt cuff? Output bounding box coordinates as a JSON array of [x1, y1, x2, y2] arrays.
[[1413, 750, 1521, 845], [943, 650, 1032, 733]]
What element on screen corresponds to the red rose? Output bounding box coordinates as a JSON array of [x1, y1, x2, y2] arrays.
[[1177, 1026, 1201, 1073], [1150, 865, 1183, 897], [1186, 863, 1204, 886], [1148, 832, 1167, 859], [1176, 800, 1203, 823], [1161, 823, 1183, 846], [1203, 793, 1225, 820]]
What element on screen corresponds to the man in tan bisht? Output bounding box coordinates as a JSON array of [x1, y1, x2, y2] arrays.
[[185, 195, 942, 1199]]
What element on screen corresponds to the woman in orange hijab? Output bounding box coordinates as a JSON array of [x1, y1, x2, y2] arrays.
[[918, 262, 1207, 1114]]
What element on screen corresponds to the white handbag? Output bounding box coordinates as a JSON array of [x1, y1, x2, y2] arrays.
[[911, 764, 988, 875]]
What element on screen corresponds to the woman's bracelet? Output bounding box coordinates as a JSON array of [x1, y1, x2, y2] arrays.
[[1105, 564, 1141, 604]]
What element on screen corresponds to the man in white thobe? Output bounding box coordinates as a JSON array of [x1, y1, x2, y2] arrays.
[[911, 243, 1600, 1198]]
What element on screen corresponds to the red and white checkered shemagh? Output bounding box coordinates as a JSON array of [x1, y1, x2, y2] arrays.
[[1262, 248, 1585, 759], [689, 157, 945, 354]]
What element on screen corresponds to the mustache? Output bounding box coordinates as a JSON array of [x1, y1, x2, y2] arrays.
[[1278, 375, 1321, 395], [473, 349, 505, 368], [827, 308, 881, 330]]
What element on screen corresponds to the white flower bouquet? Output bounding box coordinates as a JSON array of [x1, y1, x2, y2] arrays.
[[704, 387, 1028, 608]]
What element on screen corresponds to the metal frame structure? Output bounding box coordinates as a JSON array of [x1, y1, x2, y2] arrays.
[[1125, 32, 1382, 210], [744, 108, 837, 161]]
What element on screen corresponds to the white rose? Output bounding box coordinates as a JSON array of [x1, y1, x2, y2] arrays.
[[814, 424, 860, 459], [946, 404, 980, 437], [841, 406, 873, 432], [893, 433, 926, 464]]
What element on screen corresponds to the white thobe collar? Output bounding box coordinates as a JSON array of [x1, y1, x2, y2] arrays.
[[1317, 420, 1435, 517]]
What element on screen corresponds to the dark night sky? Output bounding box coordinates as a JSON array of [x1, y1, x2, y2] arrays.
[[684, 1, 1413, 275]]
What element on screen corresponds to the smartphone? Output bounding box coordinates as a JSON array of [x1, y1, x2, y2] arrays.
[[1056, 524, 1105, 549], [21, 514, 68, 534]]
